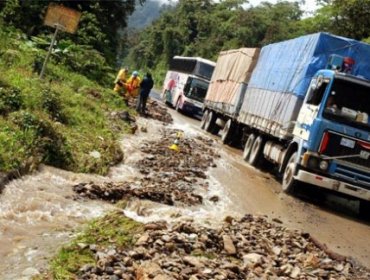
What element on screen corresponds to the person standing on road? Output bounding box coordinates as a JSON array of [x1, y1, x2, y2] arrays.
[[136, 72, 154, 115]]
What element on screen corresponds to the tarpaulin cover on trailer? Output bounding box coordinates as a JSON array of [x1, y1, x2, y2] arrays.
[[238, 32, 370, 139], [205, 48, 260, 116], [246, 32, 370, 98]]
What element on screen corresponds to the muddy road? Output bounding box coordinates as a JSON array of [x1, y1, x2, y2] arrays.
[[0, 99, 369, 279], [170, 109, 370, 268]]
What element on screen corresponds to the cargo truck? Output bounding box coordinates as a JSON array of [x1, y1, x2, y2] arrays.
[[202, 33, 370, 215], [201, 48, 260, 143]]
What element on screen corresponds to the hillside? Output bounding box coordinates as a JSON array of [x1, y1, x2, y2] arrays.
[[0, 25, 132, 176]]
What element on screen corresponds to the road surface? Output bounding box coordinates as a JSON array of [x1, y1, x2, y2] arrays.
[[167, 104, 370, 268]]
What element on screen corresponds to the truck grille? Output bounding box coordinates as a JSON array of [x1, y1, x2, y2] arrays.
[[321, 132, 370, 170]]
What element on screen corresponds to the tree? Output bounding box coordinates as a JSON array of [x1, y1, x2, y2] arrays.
[[0, 0, 144, 62]]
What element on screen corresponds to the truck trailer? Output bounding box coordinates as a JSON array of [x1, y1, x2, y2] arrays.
[[202, 33, 370, 215], [201, 48, 260, 143]]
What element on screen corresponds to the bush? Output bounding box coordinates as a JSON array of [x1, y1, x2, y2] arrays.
[[11, 111, 73, 169], [41, 88, 67, 123], [0, 84, 22, 115]]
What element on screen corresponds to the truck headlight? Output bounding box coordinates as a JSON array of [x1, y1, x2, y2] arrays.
[[319, 160, 329, 171]]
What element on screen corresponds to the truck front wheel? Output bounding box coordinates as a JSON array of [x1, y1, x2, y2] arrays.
[[282, 152, 298, 194]]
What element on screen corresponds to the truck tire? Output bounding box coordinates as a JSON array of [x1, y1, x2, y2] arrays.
[[200, 110, 209, 130], [243, 133, 256, 161], [359, 200, 370, 220], [248, 135, 265, 166], [282, 152, 298, 194], [221, 119, 234, 144], [205, 111, 219, 134]]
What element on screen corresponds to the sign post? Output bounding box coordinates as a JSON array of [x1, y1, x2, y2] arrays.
[[40, 4, 81, 79]]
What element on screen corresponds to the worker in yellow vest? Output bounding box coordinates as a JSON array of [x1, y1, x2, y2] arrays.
[[113, 67, 129, 95], [125, 71, 141, 98]]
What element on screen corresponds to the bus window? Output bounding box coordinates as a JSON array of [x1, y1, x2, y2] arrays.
[[185, 77, 208, 102]]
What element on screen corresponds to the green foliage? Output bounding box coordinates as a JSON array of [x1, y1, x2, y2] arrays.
[[0, 24, 128, 174], [41, 88, 67, 123], [125, 0, 304, 86], [0, 84, 22, 115], [313, 0, 370, 40], [11, 110, 73, 169], [0, 0, 143, 63]]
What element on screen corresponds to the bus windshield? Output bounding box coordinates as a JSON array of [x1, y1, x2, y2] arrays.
[[323, 78, 370, 131], [184, 77, 209, 102]]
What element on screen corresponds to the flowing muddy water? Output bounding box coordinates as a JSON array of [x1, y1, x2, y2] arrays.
[[0, 116, 239, 279], [1, 105, 370, 279]]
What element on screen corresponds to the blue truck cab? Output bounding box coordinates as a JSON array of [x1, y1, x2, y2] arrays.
[[291, 68, 370, 205]]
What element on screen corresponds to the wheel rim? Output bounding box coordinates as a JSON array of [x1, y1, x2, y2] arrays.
[[243, 134, 255, 161], [221, 120, 231, 142], [282, 153, 297, 192], [283, 162, 294, 190]]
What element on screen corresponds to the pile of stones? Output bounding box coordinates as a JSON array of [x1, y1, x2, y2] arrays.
[[78, 214, 370, 279], [73, 129, 219, 206]]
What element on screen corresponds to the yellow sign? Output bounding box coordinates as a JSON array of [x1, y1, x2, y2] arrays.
[[44, 4, 81, 34]]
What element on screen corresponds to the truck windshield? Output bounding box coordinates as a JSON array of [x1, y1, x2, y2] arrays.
[[323, 78, 370, 131], [184, 77, 208, 102]]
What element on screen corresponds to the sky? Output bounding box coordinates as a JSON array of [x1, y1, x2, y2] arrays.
[[155, 0, 320, 14]]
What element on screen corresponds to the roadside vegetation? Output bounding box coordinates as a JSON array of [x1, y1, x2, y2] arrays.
[[45, 210, 143, 279], [0, 25, 131, 175]]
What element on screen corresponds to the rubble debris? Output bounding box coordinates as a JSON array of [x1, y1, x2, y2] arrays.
[[78, 214, 370, 279], [128, 98, 173, 124], [73, 129, 219, 206]]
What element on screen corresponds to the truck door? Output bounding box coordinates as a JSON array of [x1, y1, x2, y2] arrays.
[[294, 76, 330, 140]]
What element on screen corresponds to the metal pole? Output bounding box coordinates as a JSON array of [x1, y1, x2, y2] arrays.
[[39, 25, 59, 79]]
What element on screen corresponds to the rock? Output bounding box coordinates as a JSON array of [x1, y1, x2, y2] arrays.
[[272, 246, 281, 256], [290, 266, 301, 278], [304, 253, 320, 268], [153, 274, 174, 280], [89, 150, 101, 159], [183, 256, 204, 268], [209, 195, 219, 203], [243, 253, 263, 265], [136, 233, 150, 245], [21, 267, 40, 277], [136, 262, 162, 280], [222, 235, 236, 255], [334, 263, 344, 272]]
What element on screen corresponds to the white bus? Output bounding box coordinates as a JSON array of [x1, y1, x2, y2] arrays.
[[162, 56, 215, 116]]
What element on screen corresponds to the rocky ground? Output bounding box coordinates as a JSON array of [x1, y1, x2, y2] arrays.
[[78, 214, 370, 280], [66, 103, 370, 279], [128, 98, 173, 124], [73, 129, 219, 206]]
